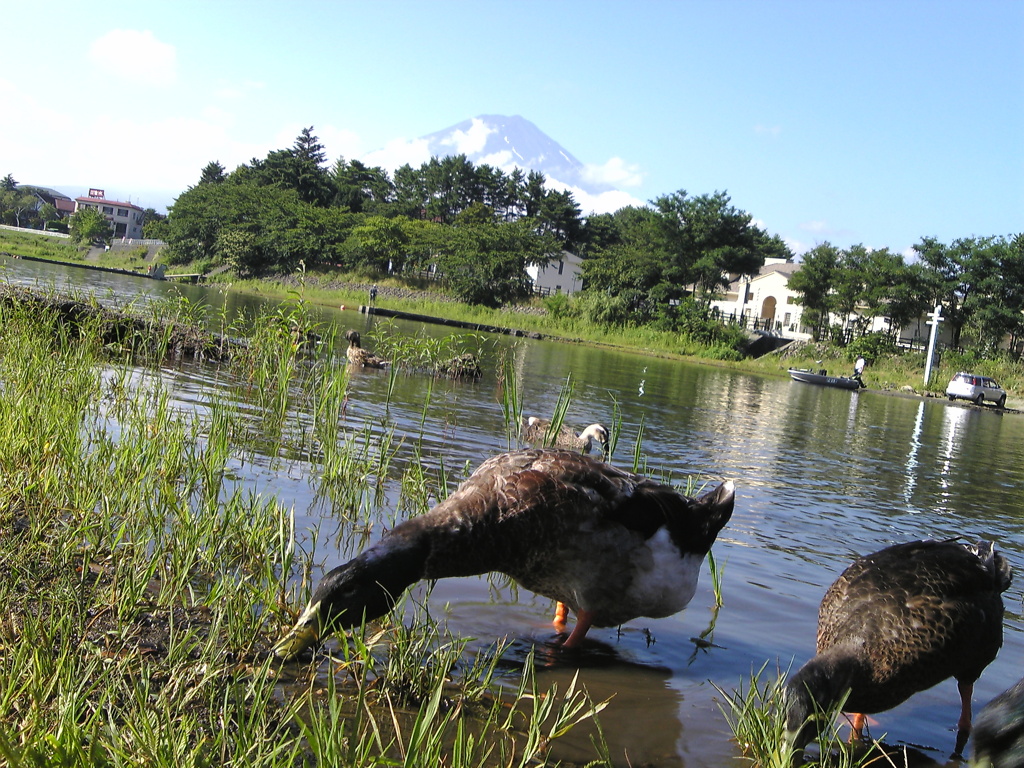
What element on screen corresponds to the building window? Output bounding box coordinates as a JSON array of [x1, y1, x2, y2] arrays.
[[557, 260, 564, 275], [102, 206, 114, 214], [117, 208, 128, 217]]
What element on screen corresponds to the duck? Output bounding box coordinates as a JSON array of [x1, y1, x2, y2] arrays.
[[520, 416, 609, 455], [344, 330, 387, 368], [974, 677, 1024, 768], [274, 447, 735, 660], [784, 539, 1012, 755]]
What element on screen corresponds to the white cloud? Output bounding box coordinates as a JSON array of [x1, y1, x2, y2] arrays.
[[477, 150, 516, 168], [754, 124, 782, 137], [213, 79, 265, 101], [88, 30, 177, 87], [319, 126, 365, 164], [788, 238, 812, 257], [362, 137, 433, 171], [582, 157, 644, 188], [799, 220, 832, 234], [439, 117, 494, 155], [71, 113, 265, 191], [543, 177, 645, 215]]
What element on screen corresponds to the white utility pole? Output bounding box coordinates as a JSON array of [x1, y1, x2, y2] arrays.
[[923, 305, 944, 387]]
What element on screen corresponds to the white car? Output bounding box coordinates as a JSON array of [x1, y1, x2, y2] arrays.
[[945, 372, 1007, 407]]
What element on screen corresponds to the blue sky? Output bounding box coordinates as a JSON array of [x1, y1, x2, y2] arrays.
[[4, 1, 1021, 256]]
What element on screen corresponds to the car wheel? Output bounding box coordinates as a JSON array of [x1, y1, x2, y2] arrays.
[[975, 394, 985, 405], [947, 395, 955, 401], [998, 394, 1007, 408]]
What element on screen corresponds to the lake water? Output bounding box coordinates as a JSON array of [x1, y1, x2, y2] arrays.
[[4, 255, 1024, 766]]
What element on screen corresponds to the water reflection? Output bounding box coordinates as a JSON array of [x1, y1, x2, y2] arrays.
[[904, 400, 926, 508]]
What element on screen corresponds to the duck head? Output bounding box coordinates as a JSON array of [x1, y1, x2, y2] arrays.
[[344, 330, 362, 347], [273, 537, 427, 660], [782, 654, 855, 756], [580, 423, 610, 455]]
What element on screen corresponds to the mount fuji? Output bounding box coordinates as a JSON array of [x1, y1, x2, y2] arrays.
[[363, 114, 644, 215]]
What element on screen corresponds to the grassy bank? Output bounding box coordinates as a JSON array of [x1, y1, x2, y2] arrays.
[[3, 229, 1023, 405], [210, 270, 1024, 406], [0, 227, 83, 261], [0, 292, 610, 767]]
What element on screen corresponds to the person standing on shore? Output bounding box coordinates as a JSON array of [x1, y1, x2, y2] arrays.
[[369, 284, 378, 305]]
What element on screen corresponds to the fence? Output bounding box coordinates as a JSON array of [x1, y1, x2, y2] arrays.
[[0, 224, 70, 239]]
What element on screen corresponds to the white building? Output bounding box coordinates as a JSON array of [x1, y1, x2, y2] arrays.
[[708, 258, 954, 347], [527, 251, 583, 296], [74, 188, 145, 240], [709, 259, 811, 338]]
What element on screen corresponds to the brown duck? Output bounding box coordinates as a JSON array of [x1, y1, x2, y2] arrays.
[[785, 539, 1012, 754], [344, 330, 387, 368], [520, 416, 609, 455], [274, 448, 735, 659]]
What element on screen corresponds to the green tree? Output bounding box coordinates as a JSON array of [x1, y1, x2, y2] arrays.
[[653, 190, 777, 299], [579, 206, 668, 320], [237, 127, 332, 207], [38, 203, 58, 227], [398, 217, 447, 272], [142, 207, 169, 240], [331, 158, 393, 213], [532, 189, 584, 251], [858, 247, 927, 338], [913, 236, 993, 348], [0, 188, 38, 227], [960, 236, 1024, 351], [787, 243, 840, 340], [437, 220, 546, 307], [391, 163, 428, 218], [69, 207, 112, 244], [351, 215, 409, 272], [1, 174, 17, 191], [199, 161, 226, 184]]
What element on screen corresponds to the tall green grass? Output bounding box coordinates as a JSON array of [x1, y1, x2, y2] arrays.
[[0, 290, 612, 768], [714, 664, 894, 768]]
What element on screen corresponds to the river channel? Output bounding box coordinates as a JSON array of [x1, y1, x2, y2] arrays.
[[4, 255, 1024, 767]]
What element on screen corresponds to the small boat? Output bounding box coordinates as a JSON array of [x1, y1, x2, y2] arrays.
[[788, 367, 864, 390]]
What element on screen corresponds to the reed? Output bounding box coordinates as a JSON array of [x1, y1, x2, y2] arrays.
[[497, 348, 524, 448], [714, 664, 891, 768], [0, 286, 617, 768]]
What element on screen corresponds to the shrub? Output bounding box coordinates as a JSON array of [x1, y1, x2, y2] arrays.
[[846, 332, 896, 361], [569, 291, 633, 326], [541, 293, 571, 319]]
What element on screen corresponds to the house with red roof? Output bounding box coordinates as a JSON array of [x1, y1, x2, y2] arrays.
[[74, 188, 145, 240]]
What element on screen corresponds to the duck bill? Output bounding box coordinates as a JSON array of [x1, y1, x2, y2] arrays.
[[273, 603, 322, 660]]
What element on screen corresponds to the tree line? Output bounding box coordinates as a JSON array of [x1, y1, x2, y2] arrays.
[[792, 235, 1024, 353], [6, 126, 1021, 357], [149, 127, 789, 313]]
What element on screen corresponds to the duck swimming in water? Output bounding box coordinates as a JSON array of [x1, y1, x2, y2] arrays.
[[344, 330, 387, 369], [520, 416, 609, 455], [274, 448, 735, 659], [784, 538, 1011, 755]]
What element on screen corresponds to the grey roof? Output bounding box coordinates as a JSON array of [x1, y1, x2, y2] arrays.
[[16, 184, 73, 201]]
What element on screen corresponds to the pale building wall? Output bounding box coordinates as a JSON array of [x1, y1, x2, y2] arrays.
[[527, 251, 583, 295]]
